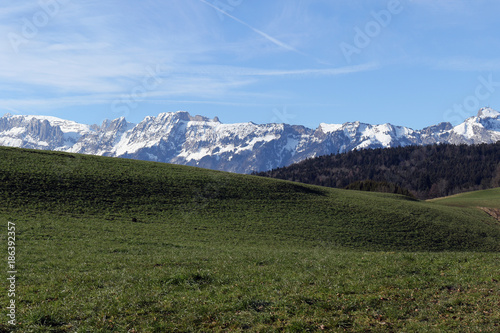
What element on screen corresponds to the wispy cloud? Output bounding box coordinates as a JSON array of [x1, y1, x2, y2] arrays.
[[197, 0, 331, 65], [169, 63, 379, 77], [433, 58, 500, 72], [0, 1, 414, 120], [0, 0, 379, 113], [0, 2, 40, 20], [198, 0, 302, 54]]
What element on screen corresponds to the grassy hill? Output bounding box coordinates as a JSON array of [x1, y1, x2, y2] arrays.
[[0, 146, 499, 252], [429, 187, 500, 209], [1, 147, 499, 331], [429, 188, 500, 224]]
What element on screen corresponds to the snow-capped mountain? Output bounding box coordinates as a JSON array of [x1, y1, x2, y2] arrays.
[[1, 108, 499, 173]]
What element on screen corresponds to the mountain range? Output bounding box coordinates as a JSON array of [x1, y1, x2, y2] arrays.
[[1, 107, 499, 173]]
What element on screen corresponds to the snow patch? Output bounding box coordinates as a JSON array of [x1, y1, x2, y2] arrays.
[[361, 124, 393, 146], [3, 127, 25, 136], [319, 123, 343, 133]]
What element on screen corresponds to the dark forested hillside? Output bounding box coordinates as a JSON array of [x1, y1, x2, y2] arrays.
[[255, 142, 500, 199], [344, 180, 416, 199]]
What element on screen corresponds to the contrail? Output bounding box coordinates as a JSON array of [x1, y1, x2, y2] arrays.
[[199, 0, 309, 57]]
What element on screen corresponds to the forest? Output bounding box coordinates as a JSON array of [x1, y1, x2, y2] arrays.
[[255, 142, 500, 199]]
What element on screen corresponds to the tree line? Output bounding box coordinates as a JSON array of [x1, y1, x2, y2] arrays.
[[254, 142, 500, 199]]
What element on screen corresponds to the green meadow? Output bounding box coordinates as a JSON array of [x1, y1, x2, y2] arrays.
[[0, 147, 499, 332], [429, 187, 500, 209]]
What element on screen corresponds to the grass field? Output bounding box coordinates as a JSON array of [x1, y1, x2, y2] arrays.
[[0, 147, 499, 332], [428, 187, 500, 209]]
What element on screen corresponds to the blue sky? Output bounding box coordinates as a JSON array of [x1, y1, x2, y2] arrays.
[[1, 0, 500, 130]]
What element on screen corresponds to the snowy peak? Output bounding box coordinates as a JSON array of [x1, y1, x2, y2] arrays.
[[0, 114, 66, 149], [446, 107, 500, 142], [22, 115, 90, 135], [477, 107, 500, 118], [1, 108, 500, 173], [157, 111, 220, 123], [101, 117, 134, 133]]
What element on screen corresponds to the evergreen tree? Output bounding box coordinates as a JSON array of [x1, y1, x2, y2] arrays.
[[256, 142, 500, 199]]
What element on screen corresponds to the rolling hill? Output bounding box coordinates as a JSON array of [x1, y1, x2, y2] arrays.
[[429, 188, 500, 222], [429, 187, 500, 209], [1, 147, 499, 331], [1, 146, 499, 252]]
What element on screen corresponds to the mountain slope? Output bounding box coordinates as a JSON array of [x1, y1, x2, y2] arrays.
[[1, 107, 499, 173], [1, 146, 499, 251]]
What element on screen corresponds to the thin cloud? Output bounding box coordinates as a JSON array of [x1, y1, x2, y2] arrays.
[[434, 58, 500, 72], [198, 0, 310, 57], [0, 87, 281, 112], [0, 2, 40, 19], [0, 1, 401, 119], [170, 63, 379, 77]]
